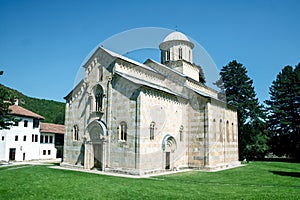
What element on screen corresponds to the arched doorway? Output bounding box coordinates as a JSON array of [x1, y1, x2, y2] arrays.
[[162, 135, 177, 170], [90, 125, 103, 169], [87, 120, 107, 170]]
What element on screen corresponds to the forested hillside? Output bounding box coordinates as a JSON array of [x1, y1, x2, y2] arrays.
[[0, 84, 65, 125]]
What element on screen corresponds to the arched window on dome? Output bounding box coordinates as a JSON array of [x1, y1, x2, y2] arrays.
[[161, 50, 165, 64], [166, 49, 170, 61], [179, 47, 182, 60]]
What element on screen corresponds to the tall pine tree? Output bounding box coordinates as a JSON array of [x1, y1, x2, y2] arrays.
[[0, 88, 15, 129], [265, 64, 300, 159], [215, 60, 268, 160], [0, 72, 18, 129]]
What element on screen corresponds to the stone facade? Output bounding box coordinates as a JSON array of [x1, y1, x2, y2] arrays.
[[62, 31, 239, 175]]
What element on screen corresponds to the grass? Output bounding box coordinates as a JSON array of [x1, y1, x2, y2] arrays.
[[0, 161, 299, 199]]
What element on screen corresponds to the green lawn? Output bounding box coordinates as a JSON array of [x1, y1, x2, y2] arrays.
[[0, 162, 299, 199]]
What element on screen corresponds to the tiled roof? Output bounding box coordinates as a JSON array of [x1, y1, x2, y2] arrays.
[[40, 122, 64, 134], [9, 104, 45, 119]]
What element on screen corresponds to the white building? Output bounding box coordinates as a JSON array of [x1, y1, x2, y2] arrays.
[[40, 122, 65, 159], [0, 102, 64, 162]]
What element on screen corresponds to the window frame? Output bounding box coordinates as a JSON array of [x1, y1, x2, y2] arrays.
[[179, 125, 184, 142], [179, 47, 182, 60], [119, 121, 127, 141], [73, 125, 79, 141], [24, 120, 28, 127], [166, 49, 170, 61], [94, 85, 104, 112], [33, 118, 39, 128], [35, 134, 38, 142], [150, 121, 155, 140]]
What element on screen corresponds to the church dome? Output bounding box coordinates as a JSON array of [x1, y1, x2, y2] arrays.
[[163, 31, 191, 42], [159, 31, 194, 66], [160, 31, 194, 50]]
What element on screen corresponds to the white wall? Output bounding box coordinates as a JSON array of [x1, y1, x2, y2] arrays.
[[0, 117, 40, 162], [39, 133, 57, 159]]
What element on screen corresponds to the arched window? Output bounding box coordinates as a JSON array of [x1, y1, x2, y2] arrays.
[[226, 121, 230, 142], [98, 66, 103, 82], [219, 119, 223, 142], [73, 125, 79, 141], [232, 123, 235, 141], [179, 125, 184, 141], [150, 121, 155, 140], [179, 47, 182, 60], [166, 49, 170, 61], [119, 121, 127, 141], [212, 119, 216, 141], [94, 85, 104, 112]]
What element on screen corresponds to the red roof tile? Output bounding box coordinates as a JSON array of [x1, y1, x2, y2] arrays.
[[40, 122, 64, 134], [9, 104, 44, 119]]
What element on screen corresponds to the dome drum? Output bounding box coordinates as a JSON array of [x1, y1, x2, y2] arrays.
[[160, 31, 194, 64]]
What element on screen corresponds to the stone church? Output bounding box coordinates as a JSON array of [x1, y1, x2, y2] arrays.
[[62, 31, 239, 175]]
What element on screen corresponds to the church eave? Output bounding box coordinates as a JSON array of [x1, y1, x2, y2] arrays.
[[159, 39, 194, 49], [64, 79, 84, 101]]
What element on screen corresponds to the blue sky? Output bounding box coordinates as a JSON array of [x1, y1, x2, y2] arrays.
[[0, 0, 299, 103]]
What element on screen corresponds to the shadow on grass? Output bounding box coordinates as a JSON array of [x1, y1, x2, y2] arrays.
[[258, 158, 300, 163], [270, 171, 300, 178], [51, 162, 61, 166]]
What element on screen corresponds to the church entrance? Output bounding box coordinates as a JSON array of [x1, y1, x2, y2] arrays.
[[88, 121, 106, 170], [92, 143, 103, 169], [162, 135, 177, 171]]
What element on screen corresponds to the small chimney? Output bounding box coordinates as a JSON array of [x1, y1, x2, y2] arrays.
[[14, 99, 19, 106]]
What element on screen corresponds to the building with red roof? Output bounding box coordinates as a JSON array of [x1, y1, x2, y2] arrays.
[[0, 101, 64, 162]]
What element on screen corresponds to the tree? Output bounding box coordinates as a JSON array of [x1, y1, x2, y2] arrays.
[[0, 89, 15, 129], [0, 84, 65, 125], [215, 60, 268, 160], [193, 63, 206, 84], [265, 64, 300, 159], [0, 72, 18, 129]]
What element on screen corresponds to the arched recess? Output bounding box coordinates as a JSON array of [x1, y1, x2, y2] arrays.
[[86, 120, 107, 170], [162, 134, 177, 170], [93, 84, 104, 112]]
